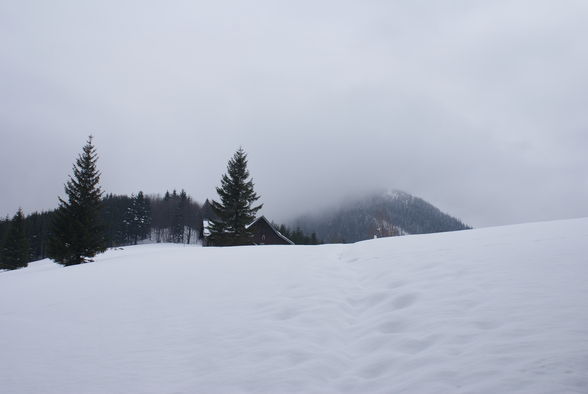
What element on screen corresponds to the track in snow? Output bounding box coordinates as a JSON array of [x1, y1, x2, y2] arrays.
[[1, 218, 588, 393]]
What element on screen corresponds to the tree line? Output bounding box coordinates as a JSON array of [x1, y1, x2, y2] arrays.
[[275, 224, 321, 245], [0, 191, 205, 269], [1, 138, 319, 270], [102, 190, 202, 247]]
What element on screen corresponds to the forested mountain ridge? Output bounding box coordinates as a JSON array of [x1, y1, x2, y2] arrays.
[[292, 190, 471, 243]]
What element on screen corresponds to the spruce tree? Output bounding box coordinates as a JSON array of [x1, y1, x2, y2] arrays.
[[0, 209, 29, 270], [124, 191, 151, 245], [135, 191, 151, 242], [172, 190, 187, 243], [124, 193, 140, 245], [0, 216, 8, 268], [208, 148, 262, 246], [123, 192, 151, 245], [48, 136, 107, 266], [173, 190, 191, 243]]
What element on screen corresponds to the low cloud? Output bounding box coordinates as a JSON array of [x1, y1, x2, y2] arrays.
[[1, 0, 587, 227]]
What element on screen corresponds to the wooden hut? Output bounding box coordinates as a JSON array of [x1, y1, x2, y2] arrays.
[[248, 216, 294, 245], [201, 215, 294, 246]]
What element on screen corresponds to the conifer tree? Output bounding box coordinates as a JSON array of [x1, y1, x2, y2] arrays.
[[0, 216, 8, 268], [124, 193, 140, 245], [201, 199, 216, 220], [174, 190, 191, 243], [208, 148, 262, 246], [310, 232, 319, 245], [0, 209, 29, 270], [172, 190, 187, 243], [48, 136, 107, 266], [135, 191, 151, 242], [123, 192, 152, 245]]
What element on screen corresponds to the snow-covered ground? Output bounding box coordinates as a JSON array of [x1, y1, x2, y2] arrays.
[[1, 218, 587, 394]]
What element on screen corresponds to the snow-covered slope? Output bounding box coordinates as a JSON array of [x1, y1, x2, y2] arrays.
[[1, 218, 587, 394]]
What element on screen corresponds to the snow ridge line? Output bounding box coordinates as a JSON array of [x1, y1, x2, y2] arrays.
[[330, 249, 426, 387]]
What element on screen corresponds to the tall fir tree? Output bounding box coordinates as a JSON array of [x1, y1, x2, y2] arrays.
[[48, 136, 107, 266], [208, 148, 262, 246], [0, 209, 29, 270]]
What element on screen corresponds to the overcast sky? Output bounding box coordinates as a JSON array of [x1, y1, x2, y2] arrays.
[[1, 0, 587, 227]]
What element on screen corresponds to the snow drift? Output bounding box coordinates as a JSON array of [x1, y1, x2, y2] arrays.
[[1, 218, 587, 393]]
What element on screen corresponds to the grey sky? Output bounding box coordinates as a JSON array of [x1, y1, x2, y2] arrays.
[[1, 0, 587, 227]]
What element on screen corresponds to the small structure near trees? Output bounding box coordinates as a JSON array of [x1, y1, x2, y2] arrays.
[[202, 216, 294, 246]]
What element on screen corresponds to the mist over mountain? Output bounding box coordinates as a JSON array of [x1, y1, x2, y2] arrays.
[[291, 190, 471, 243]]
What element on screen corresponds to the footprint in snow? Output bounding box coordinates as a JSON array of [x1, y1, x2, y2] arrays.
[[387, 280, 407, 289], [273, 307, 300, 321], [474, 320, 502, 330], [347, 292, 389, 309], [378, 320, 408, 334], [390, 293, 418, 310], [397, 335, 438, 354], [359, 359, 395, 379]]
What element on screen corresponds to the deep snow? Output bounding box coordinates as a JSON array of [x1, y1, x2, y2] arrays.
[[1, 218, 587, 393]]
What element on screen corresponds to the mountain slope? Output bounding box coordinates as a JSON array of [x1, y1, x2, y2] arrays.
[[294, 190, 470, 243], [1, 218, 587, 393]]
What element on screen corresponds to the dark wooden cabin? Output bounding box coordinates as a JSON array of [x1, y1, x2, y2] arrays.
[[201, 215, 294, 246], [248, 216, 294, 245]]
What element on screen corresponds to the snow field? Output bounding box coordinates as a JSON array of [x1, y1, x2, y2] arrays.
[[1, 218, 587, 393]]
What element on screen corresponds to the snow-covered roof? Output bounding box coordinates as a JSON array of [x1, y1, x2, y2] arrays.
[[203, 216, 294, 245], [202, 220, 211, 237]]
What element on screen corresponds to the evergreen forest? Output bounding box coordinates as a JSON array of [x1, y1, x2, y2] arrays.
[[0, 190, 320, 267]]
